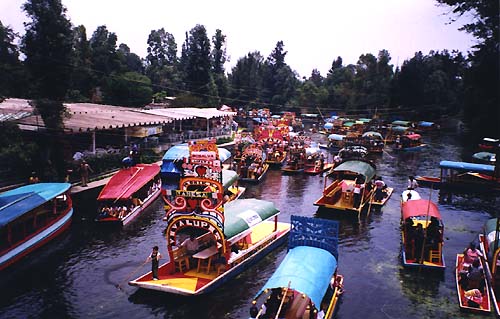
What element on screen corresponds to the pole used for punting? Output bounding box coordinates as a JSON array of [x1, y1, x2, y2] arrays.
[[419, 185, 434, 266]]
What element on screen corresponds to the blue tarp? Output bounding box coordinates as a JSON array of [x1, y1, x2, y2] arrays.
[[256, 246, 337, 309], [0, 183, 71, 227], [418, 121, 434, 127], [439, 160, 495, 173], [324, 122, 334, 129]]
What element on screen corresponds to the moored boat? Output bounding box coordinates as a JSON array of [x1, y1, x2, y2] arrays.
[[95, 163, 161, 225], [314, 159, 376, 217], [129, 140, 290, 295], [0, 183, 73, 271], [394, 133, 426, 152], [400, 194, 445, 269], [237, 144, 270, 182], [479, 218, 500, 317], [455, 253, 491, 314], [250, 215, 343, 319]]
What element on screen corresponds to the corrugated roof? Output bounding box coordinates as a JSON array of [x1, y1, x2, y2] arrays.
[[142, 107, 236, 119]]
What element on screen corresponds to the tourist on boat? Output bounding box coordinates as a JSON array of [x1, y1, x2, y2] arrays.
[[464, 288, 483, 308], [407, 176, 418, 190], [426, 216, 442, 248], [374, 177, 386, 201], [353, 177, 364, 208], [249, 305, 259, 319], [464, 242, 483, 266], [414, 223, 425, 262], [146, 246, 161, 280], [466, 259, 484, 291], [181, 234, 200, 255]]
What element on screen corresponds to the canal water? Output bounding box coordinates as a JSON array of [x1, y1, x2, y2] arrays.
[[0, 131, 497, 319]]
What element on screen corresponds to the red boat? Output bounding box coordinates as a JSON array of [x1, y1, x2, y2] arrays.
[[95, 163, 161, 225]]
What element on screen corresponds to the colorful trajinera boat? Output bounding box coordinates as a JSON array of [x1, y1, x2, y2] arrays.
[[416, 160, 500, 193], [282, 135, 311, 173], [250, 216, 343, 319], [237, 144, 270, 182], [0, 183, 73, 271], [479, 218, 500, 317], [455, 253, 491, 314], [160, 143, 231, 181], [394, 133, 426, 152], [95, 163, 161, 225], [129, 140, 290, 295], [256, 126, 287, 166], [319, 134, 346, 152], [472, 152, 496, 164], [400, 193, 445, 269], [314, 159, 376, 217]]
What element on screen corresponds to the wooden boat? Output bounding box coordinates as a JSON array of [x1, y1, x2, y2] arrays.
[[129, 140, 290, 295], [455, 253, 491, 314], [237, 144, 270, 183], [319, 134, 346, 152], [472, 152, 496, 164], [400, 194, 445, 269], [416, 121, 440, 133], [221, 169, 245, 202], [251, 216, 343, 319], [360, 131, 385, 154], [337, 145, 368, 161], [314, 159, 376, 216], [368, 186, 394, 207], [416, 160, 500, 193], [479, 218, 500, 317], [304, 161, 335, 175], [394, 133, 426, 152], [0, 183, 73, 271], [478, 137, 499, 151], [282, 136, 311, 174], [95, 163, 161, 225], [257, 127, 287, 166]]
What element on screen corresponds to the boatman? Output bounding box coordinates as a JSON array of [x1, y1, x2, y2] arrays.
[[407, 176, 418, 190], [146, 246, 161, 280]]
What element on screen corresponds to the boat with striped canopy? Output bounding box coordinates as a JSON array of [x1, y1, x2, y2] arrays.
[[250, 216, 343, 319], [95, 163, 161, 225], [0, 183, 73, 271]]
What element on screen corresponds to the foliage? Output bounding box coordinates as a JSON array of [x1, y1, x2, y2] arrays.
[[0, 122, 39, 180], [102, 72, 153, 107], [0, 21, 26, 98]]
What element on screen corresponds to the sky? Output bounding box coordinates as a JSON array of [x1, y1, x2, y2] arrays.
[[0, 0, 476, 78]]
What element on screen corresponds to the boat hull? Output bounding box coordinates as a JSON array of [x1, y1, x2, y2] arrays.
[[129, 222, 290, 295], [0, 208, 73, 271], [455, 253, 491, 313]]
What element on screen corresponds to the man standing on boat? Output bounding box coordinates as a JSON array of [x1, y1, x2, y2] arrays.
[[79, 161, 93, 187], [407, 176, 418, 190], [146, 246, 161, 280]]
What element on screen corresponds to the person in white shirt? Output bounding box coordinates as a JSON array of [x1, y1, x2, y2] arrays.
[[181, 234, 200, 255]]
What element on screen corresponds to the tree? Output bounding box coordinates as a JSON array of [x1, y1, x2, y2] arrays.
[[90, 25, 122, 81], [211, 29, 229, 103], [118, 43, 143, 73], [22, 0, 73, 180], [103, 72, 152, 107], [67, 25, 93, 101], [228, 51, 265, 105], [0, 21, 26, 97], [436, 0, 499, 136], [182, 25, 215, 105]]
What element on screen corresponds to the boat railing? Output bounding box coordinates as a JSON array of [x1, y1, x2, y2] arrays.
[[228, 230, 279, 265]]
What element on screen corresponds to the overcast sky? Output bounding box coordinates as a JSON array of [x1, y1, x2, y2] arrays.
[[0, 0, 476, 77]]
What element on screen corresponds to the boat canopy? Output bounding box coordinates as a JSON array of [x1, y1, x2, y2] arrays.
[[98, 164, 160, 200], [401, 199, 441, 220], [483, 138, 499, 143], [324, 123, 334, 130], [473, 152, 496, 162], [439, 160, 495, 174], [484, 218, 500, 259], [343, 121, 354, 127], [401, 190, 421, 202], [418, 121, 435, 127], [255, 246, 337, 310], [357, 118, 372, 123], [328, 133, 345, 141], [333, 160, 376, 181], [404, 133, 421, 140], [392, 120, 411, 126], [162, 144, 231, 162], [222, 170, 239, 190], [305, 147, 320, 156], [362, 131, 383, 139], [391, 125, 409, 132], [0, 183, 71, 227], [224, 199, 279, 240], [160, 161, 180, 176]]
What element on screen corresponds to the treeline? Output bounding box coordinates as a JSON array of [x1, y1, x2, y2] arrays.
[[0, 0, 498, 124]]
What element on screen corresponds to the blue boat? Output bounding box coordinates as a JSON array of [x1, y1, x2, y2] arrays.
[[250, 216, 343, 319], [0, 183, 73, 271]]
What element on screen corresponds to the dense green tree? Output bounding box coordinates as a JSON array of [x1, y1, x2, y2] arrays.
[[436, 0, 499, 135], [0, 21, 26, 97], [228, 51, 265, 105], [212, 29, 228, 104], [90, 25, 122, 80], [145, 28, 180, 94], [67, 25, 93, 101], [102, 72, 152, 107], [182, 25, 215, 104], [0, 122, 39, 179], [324, 61, 355, 111], [22, 0, 73, 180], [117, 43, 143, 73]]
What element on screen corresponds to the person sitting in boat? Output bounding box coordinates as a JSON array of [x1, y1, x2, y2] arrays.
[[181, 234, 200, 256], [464, 242, 483, 266], [464, 288, 483, 308], [374, 177, 386, 202], [466, 259, 485, 291], [249, 305, 259, 319], [426, 216, 442, 249]]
